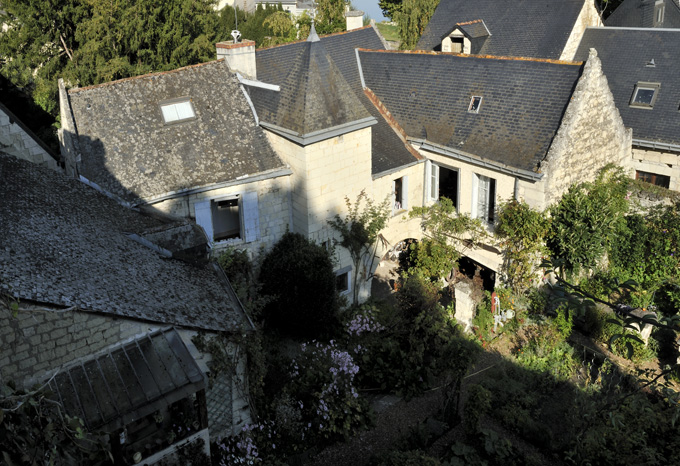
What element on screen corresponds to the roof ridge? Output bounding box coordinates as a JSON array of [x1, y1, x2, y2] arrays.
[[456, 19, 484, 26], [69, 59, 228, 94], [257, 25, 374, 52], [356, 48, 583, 66]]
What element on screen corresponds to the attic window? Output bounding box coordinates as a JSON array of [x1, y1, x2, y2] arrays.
[[630, 82, 660, 109], [468, 96, 482, 113], [160, 98, 195, 124]]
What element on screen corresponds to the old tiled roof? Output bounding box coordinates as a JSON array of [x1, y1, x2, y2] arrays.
[[358, 50, 584, 173], [605, 0, 680, 28], [0, 154, 247, 332], [417, 0, 586, 58], [574, 27, 680, 148], [67, 60, 285, 204], [254, 26, 420, 175]]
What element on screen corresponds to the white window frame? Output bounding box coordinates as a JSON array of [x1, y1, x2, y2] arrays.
[[160, 98, 196, 124], [629, 82, 660, 109], [468, 96, 482, 113], [335, 266, 352, 296], [471, 173, 496, 224], [392, 175, 409, 214], [194, 191, 260, 245]]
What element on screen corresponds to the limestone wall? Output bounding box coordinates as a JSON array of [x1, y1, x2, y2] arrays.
[[150, 174, 292, 256], [0, 106, 59, 170], [632, 146, 680, 192], [560, 0, 603, 61], [541, 49, 632, 209]]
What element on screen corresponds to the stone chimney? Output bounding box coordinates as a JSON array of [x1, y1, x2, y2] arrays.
[[216, 39, 257, 79], [345, 10, 364, 31]]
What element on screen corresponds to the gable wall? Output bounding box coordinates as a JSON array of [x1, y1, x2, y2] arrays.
[[0, 107, 59, 170], [541, 49, 632, 209], [560, 0, 603, 61]]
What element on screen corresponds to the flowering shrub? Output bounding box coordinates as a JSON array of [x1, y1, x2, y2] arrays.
[[212, 424, 263, 465], [287, 340, 370, 442]]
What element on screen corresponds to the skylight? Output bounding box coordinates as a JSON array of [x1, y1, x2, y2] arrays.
[[160, 99, 195, 124], [468, 96, 482, 113], [630, 82, 660, 109]]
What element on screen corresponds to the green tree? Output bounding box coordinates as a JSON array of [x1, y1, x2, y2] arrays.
[[262, 11, 297, 46], [259, 232, 340, 339], [379, 0, 403, 20], [394, 0, 439, 50], [314, 0, 346, 34], [408, 197, 488, 281], [328, 191, 391, 305]]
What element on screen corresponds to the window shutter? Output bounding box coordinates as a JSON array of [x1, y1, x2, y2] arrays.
[[402, 175, 409, 210], [243, 191, 260, 243], [471, 174, 479, 218], [425, 161, 431, 202], [478, 175, 489, 221], [431, 164, 439, 201], [391, 179, 396, 213], [194, 200, 213, 243]]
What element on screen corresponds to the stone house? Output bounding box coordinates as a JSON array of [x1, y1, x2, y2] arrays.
[[575, 27, 680, 191], [416, 0, 602, 61], [0, 154, 254, 463], [218, 25, 427, 302], [604, 0, 680, 28], [0, 100, 59, 170], [58, 59, 293, 257], [357, 47, 632, 275]]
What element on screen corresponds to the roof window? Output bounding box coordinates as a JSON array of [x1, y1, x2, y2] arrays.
[[468, 96, 482, 113], [160, 98, 195, 124], [630, 82, 660, 109]]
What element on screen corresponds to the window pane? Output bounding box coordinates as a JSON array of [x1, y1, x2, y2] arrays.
[[175, 101, 195, 120], [161, 105, 179, 123], [633, 88, 655, 105]]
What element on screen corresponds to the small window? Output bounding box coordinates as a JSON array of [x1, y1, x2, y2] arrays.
[[211, 197, 241, 241], [636, 170, 670, 189], [451, 37, 464, 53], [392, 175, 409, 213], [428, 162, 459, 208], [335, 266, 352, 295], [630, 82, 660, 108], [160, 99, 195, 124], [655, 3, 665, 24], [468, 96, 482, 113]]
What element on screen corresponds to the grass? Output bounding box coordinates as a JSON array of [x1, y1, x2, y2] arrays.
[[376, 22, 400, 42]]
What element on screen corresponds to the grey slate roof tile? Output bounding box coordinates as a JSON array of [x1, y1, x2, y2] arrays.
[[574, 27, 680, 147], [359, 50, 584, 172], [605, 0, 680, 28], [254, 26, 419, 175], [0, 154, 246, 332], [68, 60, 285, 204], [417, 0, 586, 58]]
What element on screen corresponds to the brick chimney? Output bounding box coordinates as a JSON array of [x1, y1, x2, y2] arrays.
[[216, 39, 257, 79]]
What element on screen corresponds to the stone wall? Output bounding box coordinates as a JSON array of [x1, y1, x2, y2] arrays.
[[0, 105, 59, 170], [560, 0, 603, 61], [151, 174, 292, 256], [0, 304, 158, 387], [541, 49, 632, 209], [631, 146, 680, 192]]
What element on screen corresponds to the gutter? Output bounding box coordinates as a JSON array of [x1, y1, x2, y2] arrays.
[[633, 138, 680, 154], [259, 117, 377, 146], [372, 159, 424, 180], [133, 167, 293, 207], [408, 138, 544, 182]]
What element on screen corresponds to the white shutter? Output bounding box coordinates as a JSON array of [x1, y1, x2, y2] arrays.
[[391, 179, 397, 213], [425, 160, 431, 202], [431, 164, 439, 201], [194, 200, 213, 243], [402, 175, 409, 210], [477, 175, 490, 220], [242, 191, 260, 243], [471, 174, 479, 218]]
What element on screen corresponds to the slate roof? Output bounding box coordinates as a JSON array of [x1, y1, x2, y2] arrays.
[[358, 50, 584, 173], [253, 26, 420, 175], [574, 27, 680, 148], [417, 0, 587, 58], [0, 154, 248, 332], [67, 60, 286, 204], [605, 0, 680, 28]]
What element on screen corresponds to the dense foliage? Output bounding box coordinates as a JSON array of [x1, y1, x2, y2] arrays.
[[260, 232, 340, 338], [395, 0, 440, 49]]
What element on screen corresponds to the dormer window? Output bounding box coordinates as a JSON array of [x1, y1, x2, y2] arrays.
[[630, 82, 660, 109], [160, 98, 195, 124], [468, 96, 482, 113], [655, 1, 665, 24]]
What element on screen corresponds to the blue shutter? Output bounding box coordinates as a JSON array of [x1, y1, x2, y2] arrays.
[[243, 191, 260, 243], [194, 200, 213, 243]]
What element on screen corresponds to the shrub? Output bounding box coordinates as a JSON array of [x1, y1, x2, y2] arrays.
[[259, 232, 340, 338], [372, 450, 441, 466]]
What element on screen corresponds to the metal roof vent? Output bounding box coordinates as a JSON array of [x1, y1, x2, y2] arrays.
[[646, 58, 656, 67]]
